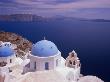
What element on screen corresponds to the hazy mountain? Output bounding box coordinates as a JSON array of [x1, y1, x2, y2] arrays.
[[81, 19, 110, 22], [0, 14, 110, 22], [0, 14, 47, 22]]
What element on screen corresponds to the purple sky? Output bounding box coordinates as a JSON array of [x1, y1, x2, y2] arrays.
[[0, 0, 110, 19]]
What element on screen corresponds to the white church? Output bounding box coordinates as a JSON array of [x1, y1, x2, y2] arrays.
[[0, 39, 103, 82]]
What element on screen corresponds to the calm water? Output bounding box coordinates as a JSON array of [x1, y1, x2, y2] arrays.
[[0, 20, 110, 81]]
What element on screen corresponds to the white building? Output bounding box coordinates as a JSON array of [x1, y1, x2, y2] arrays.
[[0, 41, 22, 82], [28, 40, 61, 71], [22, 39, 81, 82], [0, 40, 103, 82]]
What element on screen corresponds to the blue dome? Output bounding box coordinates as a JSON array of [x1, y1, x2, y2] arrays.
[[0, 46, 14, 57], [31, 40, 59, 57]]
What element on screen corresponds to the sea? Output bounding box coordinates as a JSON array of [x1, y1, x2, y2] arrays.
[[0, 19, 110, 82]]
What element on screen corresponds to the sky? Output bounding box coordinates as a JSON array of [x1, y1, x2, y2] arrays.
[[0, 0, 110, 19]]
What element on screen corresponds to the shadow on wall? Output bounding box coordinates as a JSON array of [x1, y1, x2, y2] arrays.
[[0, 75, 5, 82]]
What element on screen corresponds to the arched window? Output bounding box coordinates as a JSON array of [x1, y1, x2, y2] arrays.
[[69, 60, 72, 65], [45, 62, 49, 70]]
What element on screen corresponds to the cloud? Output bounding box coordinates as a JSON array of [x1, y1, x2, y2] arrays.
[[10, 0, 110, 9], [0, 0, 110, 19]]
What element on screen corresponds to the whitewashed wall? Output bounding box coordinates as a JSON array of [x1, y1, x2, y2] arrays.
[[0, 54, 16, 65], [29, 51, 61, 71], [0, 67, 10, 82]]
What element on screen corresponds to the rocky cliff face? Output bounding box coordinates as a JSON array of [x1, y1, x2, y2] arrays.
[[0, 31, 32, 56], [0, 14, 46, 22]]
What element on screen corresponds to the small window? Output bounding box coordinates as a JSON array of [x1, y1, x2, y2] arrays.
[[10, 59, 12, 63], [45, 62, 49, 70], [34, 62, 36, 69]]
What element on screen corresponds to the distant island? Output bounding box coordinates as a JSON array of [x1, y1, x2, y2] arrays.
[[81, 19, 110, 22], [0, 14, 110, 22], [0, 14, 48, 22]]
